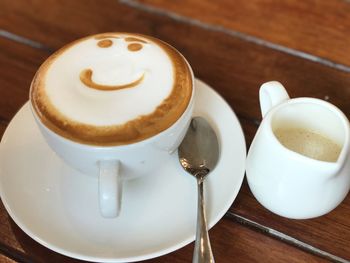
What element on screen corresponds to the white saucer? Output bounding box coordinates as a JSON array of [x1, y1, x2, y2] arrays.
[[0, 79, 246, 262]]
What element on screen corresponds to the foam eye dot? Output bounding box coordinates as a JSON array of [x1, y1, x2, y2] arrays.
[[128, 43, 143, 52], [97, 39, 113, 48]]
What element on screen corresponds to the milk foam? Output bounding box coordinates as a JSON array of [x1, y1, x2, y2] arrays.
[[31, 33, 193, 146], [45, 35, 174, 126], [274, 128, 341, 162]]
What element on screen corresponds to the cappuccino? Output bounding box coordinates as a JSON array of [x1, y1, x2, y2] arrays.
[[274, 128, 341, 162], [30, 33, 193, 146]]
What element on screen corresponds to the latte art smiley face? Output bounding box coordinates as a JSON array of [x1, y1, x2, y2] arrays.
[[79, 36, 147, 91], [30, 33, 193, 146]]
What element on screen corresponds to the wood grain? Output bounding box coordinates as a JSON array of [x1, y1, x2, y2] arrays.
[[0, 254, 17, 263], [0, 201, 329, 263], [133, 0, 350, 68], [0, 0, 349, 261], [0, 123, 8, 139], [232, 180, 350, 261], [0, 37, 48, 122], [1, 0, 350, 124]]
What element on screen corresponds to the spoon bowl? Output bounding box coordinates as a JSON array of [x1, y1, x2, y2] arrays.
[[179, 117, 219, 177]]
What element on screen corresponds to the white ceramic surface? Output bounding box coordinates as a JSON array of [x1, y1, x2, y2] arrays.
[[31, 59, 195, 218], [0, 79, 246, 262], [246, 81, 350, 219]]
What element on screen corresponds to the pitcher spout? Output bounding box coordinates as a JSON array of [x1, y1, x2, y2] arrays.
[[330, 142, 350, 178]]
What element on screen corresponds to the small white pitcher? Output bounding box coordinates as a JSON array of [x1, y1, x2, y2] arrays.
[[246, 81, 350, 219]]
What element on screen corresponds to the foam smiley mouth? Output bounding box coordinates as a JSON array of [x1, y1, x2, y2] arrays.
[[79, 35, 147, 91], [79, 69, 145, 91]]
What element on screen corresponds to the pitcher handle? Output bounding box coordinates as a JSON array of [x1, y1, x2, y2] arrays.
[[260, 81, 290, 118]]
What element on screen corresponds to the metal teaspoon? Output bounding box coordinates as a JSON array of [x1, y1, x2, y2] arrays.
[[178, 117, 220, 263]]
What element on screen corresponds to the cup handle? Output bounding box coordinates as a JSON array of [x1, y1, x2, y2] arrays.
[[259, 81, 290, 118], [98, 160, 122, 218]]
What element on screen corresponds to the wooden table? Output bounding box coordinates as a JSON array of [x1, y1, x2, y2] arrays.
[[0, 1, 349, 262]]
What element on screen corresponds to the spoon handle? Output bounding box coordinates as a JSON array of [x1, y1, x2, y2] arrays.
[[193, 178, 215, 263]]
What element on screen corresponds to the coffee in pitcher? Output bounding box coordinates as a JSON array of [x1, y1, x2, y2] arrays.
[[274, 128, 341, 162]]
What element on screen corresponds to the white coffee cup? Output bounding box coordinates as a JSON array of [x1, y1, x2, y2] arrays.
[[30, 90, 194, 217], [29, 33, 195, 218]]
